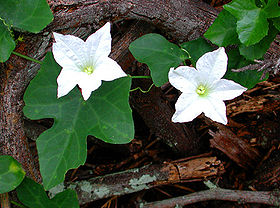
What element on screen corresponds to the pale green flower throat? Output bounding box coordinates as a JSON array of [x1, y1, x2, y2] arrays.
[[83, 66, 94, 75], [196, 85, 208, 96]]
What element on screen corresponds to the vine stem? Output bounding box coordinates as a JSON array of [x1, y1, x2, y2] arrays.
[[10, 201, 27, 208], [12, 51, 42, 65], [130, 83, 154, 93]]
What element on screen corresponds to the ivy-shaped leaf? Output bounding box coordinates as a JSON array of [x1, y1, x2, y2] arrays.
[[180, 37, 213, 67], [0, 21, 15, 62], [239, 22, 278, 60], [129, 33, 187, 87], [224, 0, 269, 46], [0, 155, 25, 193], [224, 48, 268, 89], [0, 0, 53, 33], [16, 177, 79, 208], [23, 52, 134, 190], [204, 10, 239, 47]]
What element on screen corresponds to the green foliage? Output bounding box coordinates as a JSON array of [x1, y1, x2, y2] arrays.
[[204, 0, 280, 87], [51, 190, 80, 208], [16, 177, 79, 208], [224, 49, 268, 89], [224, 0, 267, 46], [129, 33, 187, 86], [239, 22, 278, 60], [204, 10, 239, 47], [0, 0, 53, 62], [23, 52, 134, 190], [0, 155, 25, 193], [225, 70, 267, 90], [263, 0, 280, 18], [224, 0, 280, 46], [0, 21, 15, 62], [0, 0, 53, 33], [180, 37, 213, 66], [272, 17, 280, 31]]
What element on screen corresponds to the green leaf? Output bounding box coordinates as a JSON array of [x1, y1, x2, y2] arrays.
[[180, 37, 213, 67], [225, 69, 268, 89], [0, 21, 15, 62], [52, 190, 80, 208], [224, 48, 268, 89], [239, 22, 278, 60], [17, 177, 55, 208], [0, 155, 25, 193], [272, 17, 280, 31], [0, 0, 53, 33], [16, 177, 79, 208], [129, 33, 186, 86], [224, 0, 269, 46], [204, 10, 239, 47], [23, 52, 134, 190], [263, 0, 280, 18]]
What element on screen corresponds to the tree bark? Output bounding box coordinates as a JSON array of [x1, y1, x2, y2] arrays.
[[48, 156, 224, 204], [209, 124, 260, 169]]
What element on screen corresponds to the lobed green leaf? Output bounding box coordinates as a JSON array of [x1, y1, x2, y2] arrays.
[[204, 10, 239, 47], [23, 52, 134, 190], [129, 33, 187, 86], [224, 0, 269, 46], [239, 22, 278, 60], [0, 155, 25, 193]]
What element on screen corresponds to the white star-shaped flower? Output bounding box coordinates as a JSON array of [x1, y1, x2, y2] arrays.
[[52, 22, 127, 100], [168, 47, 247, 125]]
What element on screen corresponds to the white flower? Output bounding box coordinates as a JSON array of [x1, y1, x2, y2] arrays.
[[168, 47, 247, 125], [52, 22, 127, 100]]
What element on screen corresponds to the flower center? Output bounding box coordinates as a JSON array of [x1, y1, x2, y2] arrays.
[[83, 66, 94, 75], [196, 85, 207, 96]]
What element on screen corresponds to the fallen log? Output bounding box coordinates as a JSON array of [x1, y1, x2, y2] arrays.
[[48, 156, 224, 204]]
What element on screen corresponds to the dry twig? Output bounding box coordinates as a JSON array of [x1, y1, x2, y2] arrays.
[[140, 188, 280, 208]]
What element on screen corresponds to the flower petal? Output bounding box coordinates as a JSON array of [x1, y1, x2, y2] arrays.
[[211, 79, 247, 101], [196, 47, 228, 81], [168, 66, 198, 93], [57, 69, 80, 98], [203, 97, 227, 124], [86, 22, 111, 63], [77, 74, 102, 100], [172, 93, 203, 123], [53, 32, 86, 70], [94, 57, 127, 81]]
